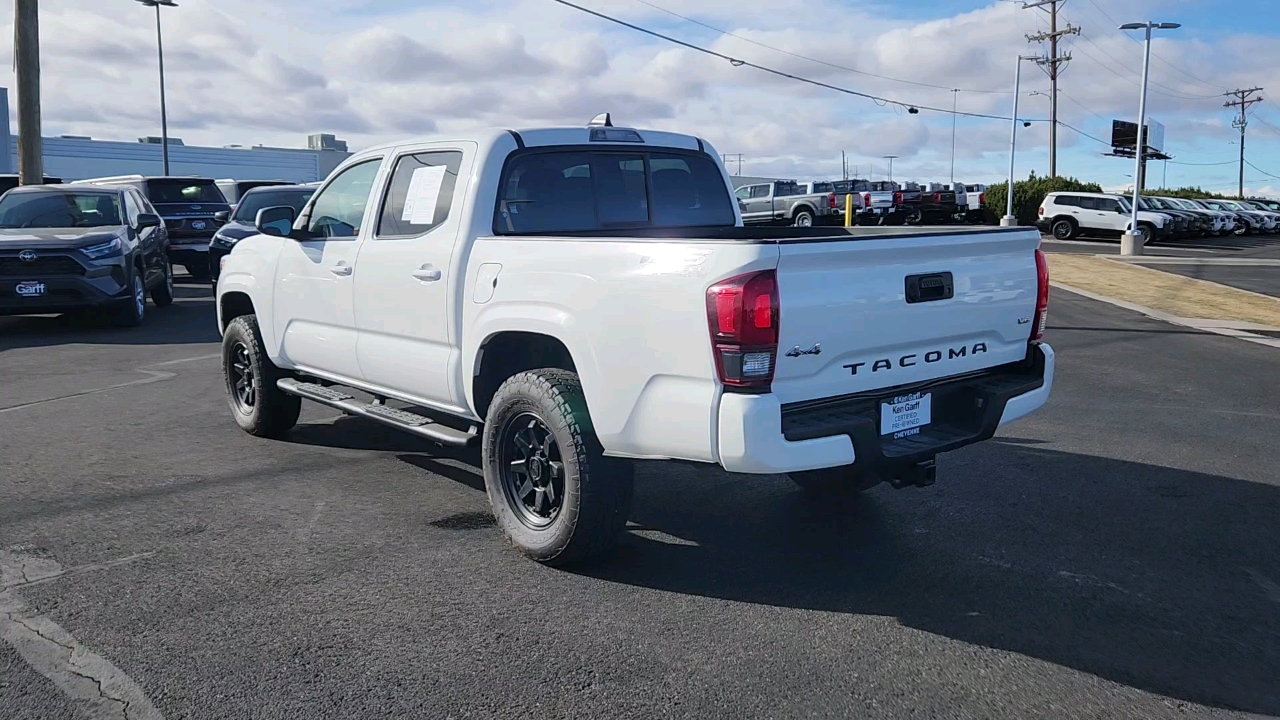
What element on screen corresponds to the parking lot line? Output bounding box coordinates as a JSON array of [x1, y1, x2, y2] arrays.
[[0, 353, 220, 415], [1, 550, 164, 720]]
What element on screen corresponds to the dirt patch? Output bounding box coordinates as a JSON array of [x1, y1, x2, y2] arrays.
[[1046, 254, 1280, 328]]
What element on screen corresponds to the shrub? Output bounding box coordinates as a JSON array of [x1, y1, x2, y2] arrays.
[[982, 171, 1103, 225]]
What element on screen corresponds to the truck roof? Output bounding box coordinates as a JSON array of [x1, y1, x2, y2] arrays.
[[356, 125, 708, 158]]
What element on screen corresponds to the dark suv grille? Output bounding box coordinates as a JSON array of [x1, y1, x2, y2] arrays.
[[0, 256, 86, 277]]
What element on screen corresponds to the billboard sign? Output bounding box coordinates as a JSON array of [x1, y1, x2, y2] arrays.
[[1111, 119, 1165, 153]]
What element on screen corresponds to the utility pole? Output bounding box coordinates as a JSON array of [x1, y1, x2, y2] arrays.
[[721, 153, 744, 176], [1224, 87, 1263, 199], [883, 155, 898, 182], [841, 150, 847, 180], [950, 89, 959, 184], [1024, 0, 1078, 178], [15, 0, 43, 185]]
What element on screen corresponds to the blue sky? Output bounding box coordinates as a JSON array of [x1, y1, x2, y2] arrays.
[[8, 0, 1280, 196]]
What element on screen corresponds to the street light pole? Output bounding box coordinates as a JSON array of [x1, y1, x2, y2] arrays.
[[1118, 21, 1180, 256], [138, 0, 178, 176], [883, 155, 898, 183], [1002, 55, 1041, 227], [950, 89, 959, 184]]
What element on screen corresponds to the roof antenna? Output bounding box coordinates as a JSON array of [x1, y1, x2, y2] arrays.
[[588, 113, 613, 127]]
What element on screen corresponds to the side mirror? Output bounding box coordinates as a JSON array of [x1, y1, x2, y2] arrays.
[[136, 213, 161, 229], [213, 210, 230, 223], [255, 206, 297, 238]]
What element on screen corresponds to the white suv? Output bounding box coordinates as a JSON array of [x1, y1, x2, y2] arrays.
[[1037, 192, 1173, 245]]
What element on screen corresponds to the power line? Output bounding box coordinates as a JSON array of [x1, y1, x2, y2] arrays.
[[1070, 31, 1221, 100], [1079, 0, 1227, 94], [1056, 88, 1108, 122], [627, 0, 1017, 95], [1057, 120, 1110, 146], [1245, 159, 1280, 181], [550, 0, 1044, 122], [1166, 159, 1238, 166]]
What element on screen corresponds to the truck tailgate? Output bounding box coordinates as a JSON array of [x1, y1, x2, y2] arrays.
[[771, 228, 1042, 405]]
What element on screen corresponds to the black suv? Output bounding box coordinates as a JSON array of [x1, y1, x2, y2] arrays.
[[209, 184, 315, 283], [79, 175, 230, 281], [0, 185, 173, 325]]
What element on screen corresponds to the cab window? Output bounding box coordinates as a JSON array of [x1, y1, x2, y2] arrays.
[[306, 159, 382, 238]]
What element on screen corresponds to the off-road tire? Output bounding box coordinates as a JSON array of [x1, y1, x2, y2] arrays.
[[222, 314, 301, 438], [789, 466, 882, 497], [482, 369, 634, 566]]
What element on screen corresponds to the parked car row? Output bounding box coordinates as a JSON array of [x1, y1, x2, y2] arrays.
[[1037, 191, 1280, 245], [736, 179, 986, 228], [0, 173, 311, 326]]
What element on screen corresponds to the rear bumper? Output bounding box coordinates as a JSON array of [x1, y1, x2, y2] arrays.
[[717, 343, 1054, 474], [169, 239, 211, 270]]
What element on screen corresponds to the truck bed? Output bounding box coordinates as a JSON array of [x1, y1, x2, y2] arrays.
[[494, 225, 1029, 242]]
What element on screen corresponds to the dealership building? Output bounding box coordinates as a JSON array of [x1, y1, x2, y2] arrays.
[[0, 88, 351, 183]]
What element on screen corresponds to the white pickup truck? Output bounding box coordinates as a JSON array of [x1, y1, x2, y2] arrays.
[[215, 116, 1055, 566]]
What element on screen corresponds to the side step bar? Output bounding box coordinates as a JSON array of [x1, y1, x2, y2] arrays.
[[277, 379, 478, 447]]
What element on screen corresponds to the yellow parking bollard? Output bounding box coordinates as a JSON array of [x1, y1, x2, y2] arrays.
[[845, 194, 854, 227]]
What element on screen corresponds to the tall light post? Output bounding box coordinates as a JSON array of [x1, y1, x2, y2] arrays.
[[1002, 55, 1042, 227], [883, 155, 898, 183], [1118, 21, 1180, 256], [138, 0, 178, 176], [949, 89, 959, 184]]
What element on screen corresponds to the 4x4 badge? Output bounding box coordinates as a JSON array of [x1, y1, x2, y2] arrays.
[[785, 343, 821, 358]]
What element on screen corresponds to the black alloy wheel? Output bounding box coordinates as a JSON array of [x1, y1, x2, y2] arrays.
[[228, 340, 256, 414], [499, 412, 566, 529]]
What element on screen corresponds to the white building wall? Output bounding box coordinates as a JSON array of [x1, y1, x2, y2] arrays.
[[0, 87, 349, 182]]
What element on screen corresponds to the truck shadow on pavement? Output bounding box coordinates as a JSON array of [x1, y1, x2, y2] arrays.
[[285, 417, 1280, 715], [0, 282, 218, 351], [585, 440, 1280, 716]]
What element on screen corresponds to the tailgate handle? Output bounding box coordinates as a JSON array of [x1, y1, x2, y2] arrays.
[[905, 272, 953, 304]]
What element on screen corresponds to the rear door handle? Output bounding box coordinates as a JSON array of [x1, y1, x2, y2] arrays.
[[412, 265, 442, 282], [329, 262, 352, 276]]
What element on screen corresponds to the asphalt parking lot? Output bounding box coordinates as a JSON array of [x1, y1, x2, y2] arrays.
[[1041, 233, 1280, 299], [2, 278, 1279, 719]]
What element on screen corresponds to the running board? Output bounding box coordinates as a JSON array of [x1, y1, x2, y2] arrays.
[[277, 378, 478, 447]]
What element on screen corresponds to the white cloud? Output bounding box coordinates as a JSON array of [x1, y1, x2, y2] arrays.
[[0, 0, 1276, 189]]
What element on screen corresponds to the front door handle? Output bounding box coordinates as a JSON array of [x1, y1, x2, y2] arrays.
[[412, 265, 442, 282], [330, 262, 353, 276]]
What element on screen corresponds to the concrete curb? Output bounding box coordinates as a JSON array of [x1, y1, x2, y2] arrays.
[[1052, 282, 1280, 350]]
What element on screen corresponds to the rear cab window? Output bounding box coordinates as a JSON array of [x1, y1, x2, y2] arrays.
[[495, 149, 735, 234], [145, 180, 228, 205]]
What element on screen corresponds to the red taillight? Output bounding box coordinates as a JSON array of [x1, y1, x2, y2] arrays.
[[827, 193, 837, 209], [979, 192, 985, 205], [1038, 206, 1045, 217], [893, 192, 903, 205], [933, 192, 942, 203], [706, 270, 779, 391], [1031, 249, 1049, 342], [861, 192, 872, 206]]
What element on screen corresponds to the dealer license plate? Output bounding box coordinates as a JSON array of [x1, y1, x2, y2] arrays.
[[15, 281, 46, 298], [880, 391, 931, 438]]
